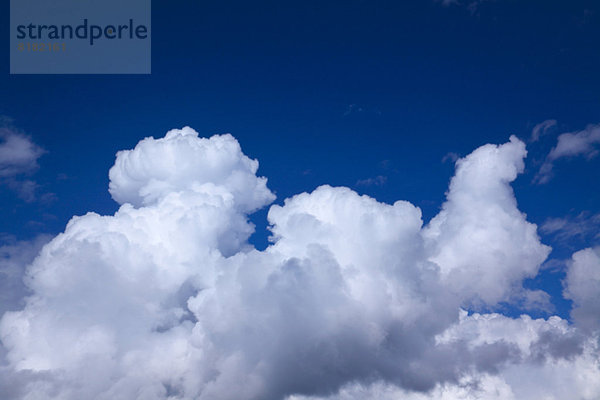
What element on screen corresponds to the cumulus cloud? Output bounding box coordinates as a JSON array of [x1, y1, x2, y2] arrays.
[[0, 128, 598, 400], [0, 235, 51, 316], [536, 124, 600, 184], [108, 127, 274, 212], [290, 312, 598, 400], [424, 136, 550, 306], [564, 247, 600, 333]]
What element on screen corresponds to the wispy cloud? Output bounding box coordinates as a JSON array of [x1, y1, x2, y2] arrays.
[[442, 152, 460, 163], [0, 125, 47, 202], [541, 211, 600, 244], [530, 119, 557, 143], [535, 124, 600, 184], [356, 175, 387, 186]]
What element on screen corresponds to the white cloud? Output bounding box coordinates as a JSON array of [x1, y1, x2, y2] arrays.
[[108, 127, 274, 212], [0, 235, 51, 316], [0, 128, 598, 399], [0, 127, 46, 202], [0, 128, 44, 178], [536, 124, 600, 184], [541, 212, 600, 244], [564, 247, 600, 333], [424, 136, 550, 306], [289, 312, 599, 400]]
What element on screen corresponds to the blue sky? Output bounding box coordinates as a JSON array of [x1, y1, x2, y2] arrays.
[[3, 0, 599, 315], [1, 2, 600, 399]]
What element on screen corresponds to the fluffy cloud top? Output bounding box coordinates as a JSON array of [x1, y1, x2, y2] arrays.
[[0, 128, 598, 400], [424, 136, 550, 306], [108, 127, 274, 212]]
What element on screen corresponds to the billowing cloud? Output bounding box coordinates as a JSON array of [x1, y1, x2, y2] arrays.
[[0, 235, 51, 316], [536, 124, 600, 184], [0, 128, 598, 400], [108, 127, 274, 212], [424, 136, 550, 306], [289, 312, 598, 400]]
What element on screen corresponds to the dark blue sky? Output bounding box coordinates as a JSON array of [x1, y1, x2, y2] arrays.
[[2, 0, 599, 318]]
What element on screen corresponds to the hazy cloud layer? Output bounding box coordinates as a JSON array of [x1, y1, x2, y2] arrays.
[[0, 128, 598, 399]]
